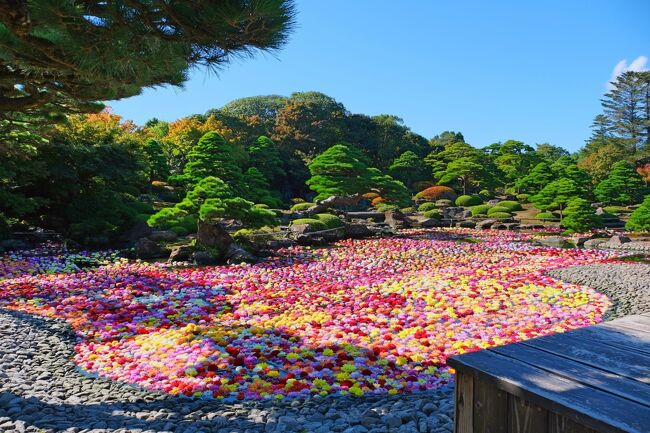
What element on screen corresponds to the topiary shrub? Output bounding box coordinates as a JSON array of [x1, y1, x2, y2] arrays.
[[603, 205, 633, 214], [371, 196, 386, 206], [400, 207, 415, 213], [470, 204, 491, 216], [489, 212, 512, 219], [290, 202, 315, 212], [255, 203, 270, 209], [496, 200, 523, 212], [455, 195, 482, 207], [487, 206, 511, 215], [417, 202, 435, 212], [535, 212, 556, 221], [314, 213, 344, 229], [516, 193, 530, 203], [290, 218, 327, 232], [170, 225, 189, 236], [562, 198, 602, 233], [415, 185, 457, 202], [626, 194, 650, 232], [375, 203, 398, 212], [423, 209, 441, 219], [479, 189, 492, 199], [363, 192, 380, 200]]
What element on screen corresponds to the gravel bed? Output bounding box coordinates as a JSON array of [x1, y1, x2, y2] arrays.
[[548, 263, 650, 320], [0, 309, 454, 433]]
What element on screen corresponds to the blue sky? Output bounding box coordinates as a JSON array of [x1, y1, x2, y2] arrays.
[[107, 0, 650, 152]]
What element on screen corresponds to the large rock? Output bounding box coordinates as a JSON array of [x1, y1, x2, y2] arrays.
[[537, 236, 570, 248], [476, 219, 497, 229], [135, 238, 166, 259], [290, 224, 313, 236], [384, 209, 412, 229], [148, 230, 178, 242], [120, 220, 152, 244], [345, 223, 374, 238], [419, 218, 444, 228], [457, 220, 476, 228], [196, 220, 233, 250], [583, 239, 607, 249], [607, 235, 631, 246], [193, 251, 219, 265], [225, 244, 257, 264], [168, 245, 193, 262], [443, 207, 471, 220]]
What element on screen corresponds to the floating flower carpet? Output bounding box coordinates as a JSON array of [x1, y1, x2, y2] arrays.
[[0, 229, 615, 400]]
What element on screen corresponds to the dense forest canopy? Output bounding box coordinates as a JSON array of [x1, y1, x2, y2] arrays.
[[1, 69, 650, 241]]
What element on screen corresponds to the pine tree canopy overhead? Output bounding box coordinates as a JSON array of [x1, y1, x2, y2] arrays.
[[0, 0, 296, 116]]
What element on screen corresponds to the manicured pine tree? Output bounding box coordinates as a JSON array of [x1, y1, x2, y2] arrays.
[[367, 168, 411, 206], [389, 150, 427, 189], [307, 143, 372, 199], [531, 178, 582, 220], [241, 167, 281, 207], [626, 194, 650, 232], [248, 136, 286, 186], [594, 161, 647, 205], [515, 162, 554, 194], [143, 139, 169, 183], [170, 131, 243, 187], [562, 198, 602, 233]]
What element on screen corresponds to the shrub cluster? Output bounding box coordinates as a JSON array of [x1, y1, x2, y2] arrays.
[[415, 186, 457, 202], [455, 195, 482, 207]]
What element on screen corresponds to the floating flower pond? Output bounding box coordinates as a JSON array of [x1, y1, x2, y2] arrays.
[[0, 229, 614, 400]]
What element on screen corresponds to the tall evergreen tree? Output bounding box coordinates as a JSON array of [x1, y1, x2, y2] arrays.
[[248, 136, 286, 187], [594, 161, 647, 205], [170, 131, 243, 187], [602, 71, 650, 153], [515, 162, 554, 194], [306, 143, 372, 199], [562, 198, 602, 233], [626, 194, 650, 232], [389, 150, 427, 189], [531, 178, 582, 220]]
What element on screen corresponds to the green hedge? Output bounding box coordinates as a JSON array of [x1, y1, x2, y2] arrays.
[[603, 206, 633, 214], [423, 209, 441, 219], [535, 212, 556, 221], [291, 218, 327, 232], [455, 195, 482, 207], [418, 202, 437, 212], [314, 213, 344, 229], [470, 204, 491, 216], [290, 202, 315, 212], [496, 200, 523, 212], [487, 206, 511, 215]]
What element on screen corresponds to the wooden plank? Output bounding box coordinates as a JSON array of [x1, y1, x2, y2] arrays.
[[548, 413, 598, 433], [448, 350, 650, 433], [455, 371, 474, 433], [569, 324, 650, 356], [473, 375, 507, 433], [508, 394, 546, 433], [522, 333, 650, 385], [597, 321, 650, 348], [491, 343, 650, 406]]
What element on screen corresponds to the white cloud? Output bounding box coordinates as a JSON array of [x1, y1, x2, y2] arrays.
[[607, 55, 648, 89]]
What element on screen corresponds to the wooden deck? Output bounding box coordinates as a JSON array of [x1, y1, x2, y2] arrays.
[[447, 313, 650, 433]]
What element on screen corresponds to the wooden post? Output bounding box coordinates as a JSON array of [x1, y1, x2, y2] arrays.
[[455, 371, 474, 433]]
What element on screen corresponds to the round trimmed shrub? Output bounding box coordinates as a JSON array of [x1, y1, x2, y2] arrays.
[[423, 209, 441, 219], [479, 189, 492, 199], [516, 194, 530, 203], [415, 185, 457, 202], [401, 207, 415, 213], [604, 206, 633, 214], [418, 202, 437, 212], [371, 196, 386, 206], [535, 212, 556, 221], [496, 200, 523, 212], [455, 195, 482, 207], [314, 213, 344, 229], [376, 203, 398, 212], [487, 206, 511, 215], [470, 204, 491, 216], [291, 218, 327, 232], [489, 212, 512, 219], [290, 202, 315, 212], [170, 225, 189, 236]]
